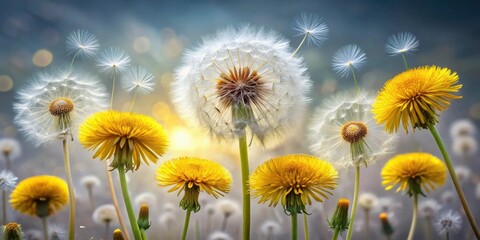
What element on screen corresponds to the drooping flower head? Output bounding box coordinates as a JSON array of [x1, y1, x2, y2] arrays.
[[385, 32, 419, 56], [14, 69, 108, 145], [331, 44, 367, 78], [0, 170, 18, 192], [249, 154, 338, 215], [79, 110, 168, 171], [96, 47, 131, 73], [172, 26, 311, 143], [434, 210, 462, 235], [0, 138, 21, 161], [308, 91, 396, 168], [66, 29, 100, 59], [156, 156, 232, 212], [381, 152, 447, 197], [10, 175, 68, 217], [121, 66, 156, 95], [372, 66, 462, 133], [293, 13, 329, 46]]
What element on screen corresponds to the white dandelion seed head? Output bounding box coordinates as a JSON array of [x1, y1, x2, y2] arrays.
[[358, 192, 379, 211], [158, 212, 176, 228], [454, 165, 472, 183], [0, 170, 18, 192], [66, 29, 100, 59], [452, 136, 478, 157], [0, 138, 21, 161], [434, 210, 462, 235], [331, 44, 367, 78], [418, 199, 442, 218], [134, 192, 157, 209], [441, 191, 456, 205], [48, 224, 67, 240], [215, 199, 240, 217], [162, 202, 177, 213], [308, 90, 396, 168], [260, 220, 282, 235], [450, 119, 476, 138], [172, 25, 311, 144], [13, 69, 109, 146], [208, 231, 234, 240], [293, 13, 329, 46], [93, 204, 117, 224], [80, 175, 101, 189], [121, 66, 156, 95], [385, 32, 419, 56], [96, 47, 131, 73], [205, 203, 216, 215]]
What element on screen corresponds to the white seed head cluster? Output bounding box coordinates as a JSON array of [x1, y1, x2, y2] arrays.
[[308, 90, 396, 168], [172, 26, 311, 143], [14, 69, 108, 145], [434, 210, 462, 235], [260, 220, 282, 235], [418, 199, 442, 218], [0, 170, 18, 192], [93, 204, 117, 224], [358, 192, 379, 211], [454, 165, 472, 183], [134, 192, 157, 209], [385, 32, 419, 56], [452, 136, 478, 157], [0, 138, 21, 161], [215, 199, 240, 217], [450, 119, 476, 138], [80, 175, 101, 189]]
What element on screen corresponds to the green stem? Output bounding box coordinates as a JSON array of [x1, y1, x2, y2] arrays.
[[239, 133, 251, 240], [401, 52, 409, 70], [4, 155, 11, 171], [428, 123, 480, 239], [68, 51, 79, 73], [291, 213, 298, 240], [345, 165, 360, 240], [292, 33, 309, 57], [62, 139, 76, 240], [364, 209, 369, 240], [350, 67, 359, 94], [2, 190, 6, 225], [105, 160, 130, 240], [117, 165, 142, 240], [129, 87, 139, 113], [407, 193, 418, 240], [424, 216, 432, 240], [110, 66, 117, 110], [195, 220, 200, 240], [303, 214, 309, 240], [140, 229, 147, 240], [181, 209, 192, 240], [331, 229, 340, 240], [41, 217, 49, 240]]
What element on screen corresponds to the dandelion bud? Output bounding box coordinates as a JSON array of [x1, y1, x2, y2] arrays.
[[3, 222, 23, 240], [137, 204, 151, 230], [113, 228, 126, 240], [379, 213, 394, 236], [328, 198, 350, 233]]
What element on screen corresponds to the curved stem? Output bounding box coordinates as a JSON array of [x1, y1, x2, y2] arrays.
[[407, 193, 418, 240], [2, 190, 6, 224], [41, 217, 49, 240], [331, 229, 340, 240], [401, 52, 409, 70], [105, 160, 130, 240], [292, 33, 309, 57], [239, 133, 251, 240], [62, 139, 76, 240], [181, 209, 192, 240], [303, 214, 309, 240], [291, 213, 298, 240], [350, 67, 359, 94], [117, 165, 142, 240], [110, 66, 117, 110], [346, 165, 360, 240], [428, 124, 480, 238], [129, 87, 139, 113]]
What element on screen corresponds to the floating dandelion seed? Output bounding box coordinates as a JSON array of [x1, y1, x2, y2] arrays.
[[0, 170, 17, 192], [121, 66, 155, 95], [385, 32, 419, 56], [331, 44, 367, 78], [96, 47, 131, 73], [434, 210, 462, 236], [293, 13, 329, 46], [66, 29, 100, 59], [450, 119, 476, 138]]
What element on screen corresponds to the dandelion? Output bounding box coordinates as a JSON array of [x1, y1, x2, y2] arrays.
[[0, 138, 21, 171], [385, 32, 419, 69], [48, 224, 67, 240], [358, 193, 378, 239], [250, 154, 338, 240], [454, 165, 472, 183], [173, 26, 311, 240], [419, 199, 442, 240], [134, 192, 157, 211], [113, 229, 126, 240], [379, 213, 394, 239], [0, 170, 17, 224], [450, 119, 476, 138], [136, 204, 150, 238], [292, 13, 329, 54], [66, 30, 100, 65], [208, 231, 234, 240], [435, 210, 462, 240], [260, 220, 281, 240], [331, 44, 366, 90], [80, 175, 100, 210], [121, 66, 156, 112], [156, 156, 232, 240], [329, 198, 350, 240], [216, 199, 240, 231], [382, 153, 447, 240], [96, 47, 131, 74], [2, 222, 23, 240], [10, 175, 68, 240], [452, 136, 477, 158], [93, 204, 117, 240]]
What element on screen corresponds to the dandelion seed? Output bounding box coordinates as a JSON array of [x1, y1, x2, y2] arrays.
[[121, 66, 155, 95], [96, 47, 131, 73], [452, 136, 478, 157], [66, 30, 100, 59], [385, 32, 419, 56], [293, 13, 329, 46], [0, 170, 17, 192], [331, 44, 366, 78], [434, 210, 462, 235]]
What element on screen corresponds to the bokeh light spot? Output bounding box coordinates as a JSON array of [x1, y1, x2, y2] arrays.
[[0, 75, 14, 92], [171, 128, 193, 150], [133, 36, 151, 53], [32, 49, 53, 67]]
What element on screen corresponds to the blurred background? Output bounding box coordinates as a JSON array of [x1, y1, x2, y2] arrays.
[[1, 0, 480, 239]]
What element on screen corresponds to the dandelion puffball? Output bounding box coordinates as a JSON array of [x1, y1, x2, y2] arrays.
[[293, 13, 329, 46], [0, 170, 18, 192], [358, 193, 379, 211], [434, 210, 462, 234], [418, 199, 442, 218], [260, 220, 282, 236], [134, 192, 157, 210], [0, 138, 21, 161], [172, 25, 311, 143], [80, 175, 101, 189], [207, 231, 234, 240], [215, 199, 240, 217], [450, 119, 476, 138], [93, 204, 117, 224], [66, 29, 100, 59], [331, 44, 366, 78], [452, 136, 478, 157]]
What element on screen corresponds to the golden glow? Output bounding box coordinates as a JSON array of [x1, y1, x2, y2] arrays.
[[32, 49, 53, 67], [133, 36, 151, 53], [0, 75, 13, 92], [171, 128, 193, 150]]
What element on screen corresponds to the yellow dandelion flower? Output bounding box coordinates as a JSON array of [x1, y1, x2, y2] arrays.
[[249, 154, 338, 215], [372, 66, 462, 133], [156, 156, 232, 212], [382, 152, 447, 196], [79, 110, 168, 171], [10, 175, 68, 217]]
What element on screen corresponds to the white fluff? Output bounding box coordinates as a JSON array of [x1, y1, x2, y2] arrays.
[[134, 192, 157, 209], [434, 210, 462, 234], [215, 199, 240, 217], [260, 220, 282, 235], [331, 44, 366, 77], [66, 29, 100, 59], [121, 66, 156, 95], [207, 231, 233, 240], [385, 32, 419, 56], [454, 165, 472, 183], [80, 175, 101, 189], [0, 138, 21, 161], [452, 136, 478, 157], [450, 119, 476, 138], [96, 47, 131, 73], [93, 204, 117, 224], [292, 13, 329, 46], [418, 199, 442, 218], [358, 192, 379, 211]]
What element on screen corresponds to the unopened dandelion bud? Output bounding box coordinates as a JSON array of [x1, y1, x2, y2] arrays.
[[328, 198, 350, 233], [3, 222, 23, 240], [137, 204, 151, 230], [379, 213, 394, 236], [113, 228, 126, 240]]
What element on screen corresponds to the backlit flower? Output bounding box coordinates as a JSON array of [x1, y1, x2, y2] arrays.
[[385, 32, 419, 56], [331, 44, 366, 77], [372, 66, 462, 133], [66, 29, 100, 59], [293, 13, 329, 46], [79, 110, 168, 171], [249, 154, 338, 215]]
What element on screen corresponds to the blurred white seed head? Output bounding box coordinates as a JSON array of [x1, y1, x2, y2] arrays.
[[207, 231, 234, 240], [385, 32, 419, 56], [358, 193, 379, 211], [134, 192, 157, 210], [418, 199, 442, 218], [96, 47, 131, 73], [331, 44, 367, 77], [121, 66, 156, 95], [216, 199, 240, 217], [66, 29, 100, 59], [0, 138, 21, 161], [205, 203, 216, 215], [454, 165, 472, 183], [172, 25, 311, 143], [293, 13, 329, 46], [158, 212, 176, 228], [434, 210, 462, 235], [24, 229, 43, 240], [49, 224, 67, 240], [93, 204, 117, 224], [80, 175, 101, 190], [162, 202, 177, 213], [374, 197, 401, 214], [260, 220, 282, 235], [0, 170, 18, 192], [450, 119, 476, 138], [441, 191, 456, 205], [452, 136, 478, 157]]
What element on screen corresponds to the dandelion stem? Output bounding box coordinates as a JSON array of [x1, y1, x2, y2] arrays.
[[2, 190, 6, 224], [407, 193, 418, 240], [292, 33, 309, 57], [41, 217, 49, 240], [87, 186, 94, 210], [364, 209, 370, 240], [105, 160, 130, 240], [129, 87, 139, 113], [62, 139, 76, 240], [195, 219, 200, 240], [331, 228, 340, 240], [446, 231, 450, 240], [239, 133, 251, 240], [110, 66, 117, 110], [291, 213, 298, 240], [140, 229, 147, 240], [4, 154, 11, 171], [428, 123, 480, 238], [350, 67, 359, 94], [221, 214, 230, 231], [117, 164, 142, 240], [104, 221, 110, 240], [68, 51, 80, 73], [401, 52, 409, 70], [181, 209, 192, 240], [303, 213, 309, 240], [346, 165, 360, 240], [423, 216, 432, 240]]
